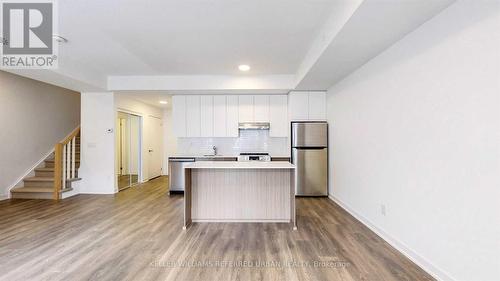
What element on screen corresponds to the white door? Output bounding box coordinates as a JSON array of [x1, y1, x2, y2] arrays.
[[148, 116, 163, 180]]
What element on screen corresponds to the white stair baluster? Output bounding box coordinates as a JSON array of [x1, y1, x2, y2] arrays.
[[66, 141, 71, 179], [62, 144, 66, 189], [71, 136, 76, 178]]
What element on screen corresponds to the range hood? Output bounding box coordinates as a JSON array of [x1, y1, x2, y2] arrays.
[[238, 122, 270, 130]]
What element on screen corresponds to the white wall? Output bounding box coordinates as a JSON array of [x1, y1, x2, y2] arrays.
[[115, 95, 164, 181], [0, 71, 80, 199], [162, 108, 177, 175], [79, 92, 115, 194], [326, 1, 500, 281]]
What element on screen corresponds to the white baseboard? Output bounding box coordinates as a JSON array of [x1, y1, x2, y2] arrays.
[[78, 191, 116, 195], [61, 188, 79, 199], [5, 148, 55, 198], [0, 194, 8, 201], [328, 195, 454, 281]]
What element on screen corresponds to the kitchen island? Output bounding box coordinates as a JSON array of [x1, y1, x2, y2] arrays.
[[183, 161, 297, 230]]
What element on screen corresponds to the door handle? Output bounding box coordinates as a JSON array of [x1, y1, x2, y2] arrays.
[[149, 149, 153, 152]]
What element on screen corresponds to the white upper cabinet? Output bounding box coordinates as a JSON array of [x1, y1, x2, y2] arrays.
[[308, 92, 326, 121], [253, 95, 270, 122], [173, 93, 315, 138], [186, 95, 201, 137], [288, 92, 309, 121], [288, 91, 326, 121], [238, 95, 254, 122], [226, 96, 239, 137], [269, 95, 288, 137], [213, 96, 227, 137], [172, 95, 186, 137], [200, 96, 214, 137]]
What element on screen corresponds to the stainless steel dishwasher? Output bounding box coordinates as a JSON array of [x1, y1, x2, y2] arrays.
[[168, 158, 195, 193]]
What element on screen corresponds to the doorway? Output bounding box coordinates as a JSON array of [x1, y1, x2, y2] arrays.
[[116, 112, 142, 190]]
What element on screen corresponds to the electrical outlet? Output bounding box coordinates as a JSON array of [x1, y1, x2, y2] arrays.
[[380, 204, 386, 216]]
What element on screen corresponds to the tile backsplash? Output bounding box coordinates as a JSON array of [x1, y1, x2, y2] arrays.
[[177, 130, 289, 156]]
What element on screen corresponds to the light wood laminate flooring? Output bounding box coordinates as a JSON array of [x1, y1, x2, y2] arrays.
[[0, 176, 434, 281]]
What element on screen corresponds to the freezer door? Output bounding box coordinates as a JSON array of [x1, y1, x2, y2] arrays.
[[291, 122, 328, 147], [292, 148, 328, 196]]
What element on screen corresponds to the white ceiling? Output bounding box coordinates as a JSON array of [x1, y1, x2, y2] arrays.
[[58, 0, 337, 76], [5, 0, 456, 95], [119, 92, 172, 109]]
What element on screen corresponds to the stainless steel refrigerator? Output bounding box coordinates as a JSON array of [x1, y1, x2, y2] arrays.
[[291, 122, 328, 196]]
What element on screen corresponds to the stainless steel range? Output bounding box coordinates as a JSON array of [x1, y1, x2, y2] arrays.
[[237, 152, 271, 162]]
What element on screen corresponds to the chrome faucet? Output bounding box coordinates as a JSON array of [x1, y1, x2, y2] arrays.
[[212, 146, 217, 156]]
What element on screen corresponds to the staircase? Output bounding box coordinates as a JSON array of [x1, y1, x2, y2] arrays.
[[11, 128, 81, 200]]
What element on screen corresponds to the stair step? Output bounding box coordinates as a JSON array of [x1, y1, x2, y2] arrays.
[[11, 187, 53, 193], [35, 167, 79, 177], [45, 158, 80, 168], [35, 167, 54, 177], [11, 187, 73, 199], [67, 178, 82, 183], [23, 177, 54, 187]]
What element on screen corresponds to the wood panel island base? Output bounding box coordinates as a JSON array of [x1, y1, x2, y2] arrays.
[[183, 161, 297, 230]]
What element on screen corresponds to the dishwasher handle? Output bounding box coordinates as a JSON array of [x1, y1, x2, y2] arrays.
[[169, 158, 195, 162]]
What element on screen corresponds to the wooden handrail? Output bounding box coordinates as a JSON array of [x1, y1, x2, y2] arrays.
[[53, 126, 80, 200], [61, 126, 80, 145]]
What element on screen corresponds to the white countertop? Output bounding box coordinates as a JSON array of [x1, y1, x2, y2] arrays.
[[185, 161, 295, 169], [169, 155, 290, 159], [169, 155, 237, 158]]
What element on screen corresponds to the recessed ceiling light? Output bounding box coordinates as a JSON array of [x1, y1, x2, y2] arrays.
[[159, 101, 168, 104], [238, 64, 250, 72], [52, 35, 68, 43]]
